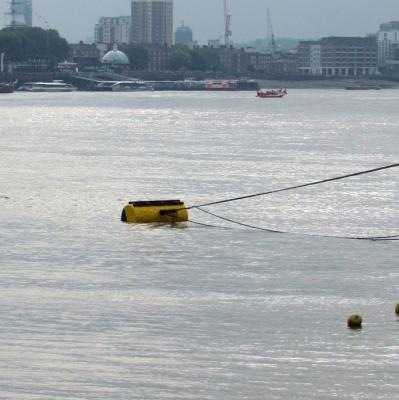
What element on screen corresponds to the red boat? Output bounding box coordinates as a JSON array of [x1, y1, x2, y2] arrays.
[[257, 88, 287, 98]]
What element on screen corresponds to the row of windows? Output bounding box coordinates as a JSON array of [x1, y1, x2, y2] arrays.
[[323, 57, 376, 60], [299, 49, 376, 54], [322, 63, 377, 67], [322, 52, 376, 56]]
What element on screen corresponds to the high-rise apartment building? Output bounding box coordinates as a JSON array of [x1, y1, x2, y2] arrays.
[[21, 0, 32, 26], [131, 0, 173, 46], [377, 21, 399, 70], [6, 0, 32, 27], [95, 17, 132, 44]]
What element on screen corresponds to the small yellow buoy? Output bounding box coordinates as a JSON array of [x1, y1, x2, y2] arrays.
[[121, 200, 188, 223], [347, 314, 363, 329], [395, 304, 399, 315]]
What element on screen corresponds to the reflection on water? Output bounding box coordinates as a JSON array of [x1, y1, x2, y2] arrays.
[[0, 90, 398, 399]]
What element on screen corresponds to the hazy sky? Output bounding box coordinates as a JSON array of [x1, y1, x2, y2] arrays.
[[0, 0, 398, 43]]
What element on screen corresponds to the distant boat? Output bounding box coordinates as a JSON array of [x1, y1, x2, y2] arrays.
[[0, 81, 16, 94], [110, 81, 154, 92], [205, 81, 230, 90], [205, 79, 259, 91], [257, 88, 287, 98], [17, 80, 77, 92]]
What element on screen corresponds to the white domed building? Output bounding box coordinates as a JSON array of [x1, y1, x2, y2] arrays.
[[102, 44, 129, 70]]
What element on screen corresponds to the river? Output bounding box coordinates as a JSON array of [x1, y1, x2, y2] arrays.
[[0, 89, 398, 399]]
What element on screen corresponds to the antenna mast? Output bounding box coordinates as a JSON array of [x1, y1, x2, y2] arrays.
[[224, 0, 232, 46], [267, 8, 277, 54]]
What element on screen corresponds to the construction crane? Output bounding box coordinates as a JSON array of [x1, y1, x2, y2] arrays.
[[267, 8, 277, 55], [224, 0, 232, 47]]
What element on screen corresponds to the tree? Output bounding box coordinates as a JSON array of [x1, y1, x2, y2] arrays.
[[121, 44, 149, 70], [46, 29, 70, 61], [196, 48, 223, 72], [191, 50, 207, 71], [168, 45, 193, 70], [0, 31, 24, 60], [0, 27, 69, 62]]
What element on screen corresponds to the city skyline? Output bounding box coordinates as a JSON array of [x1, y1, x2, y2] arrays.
[[0, 0, 398, 43]]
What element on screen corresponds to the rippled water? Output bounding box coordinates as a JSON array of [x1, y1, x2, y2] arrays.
[[0, 90, 398, 399]]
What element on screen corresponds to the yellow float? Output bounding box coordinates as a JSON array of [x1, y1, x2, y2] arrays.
[[121, 200, 188, 223]]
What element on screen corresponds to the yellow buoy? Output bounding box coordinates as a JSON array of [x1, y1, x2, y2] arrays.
[[347, 314, 363, 329], [121, 200, 188, 223]]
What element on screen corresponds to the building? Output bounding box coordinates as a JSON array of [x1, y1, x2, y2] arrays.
[[95, 16, 132, 45], [69, 41, 100, 68], [246, 49, 273, 73], [243, 48, 299, 76], [143, 45, 170, 71], [208, 39, 221, 48], [18, 0, 32, 26], [5, 0, 31, 27], [175, 22, 193, 45], [190, 46, 248, 74], [131, 0, 173, 46], [298, 37, 378, 76], [377, 21, 399, 71], [102, 44, 130, 72], [297, 40, 321, 75], [218, 47, 248, 74], [102, 44, 130, 65], [271, 51, 298, 76]]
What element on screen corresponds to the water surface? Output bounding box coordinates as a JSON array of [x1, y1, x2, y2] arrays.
[[0, 90, 398, 399]]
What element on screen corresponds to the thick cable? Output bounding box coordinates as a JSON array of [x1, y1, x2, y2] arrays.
[[194, 207, 399, 241], [186, 162, 399, 210], [188, 219, 232, 229], [195, 207, 284, 233]]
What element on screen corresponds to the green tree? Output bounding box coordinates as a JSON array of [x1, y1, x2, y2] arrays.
[[191, 50, 207, 71], [197, 48, 223, 72], [21, 27, 48, 57], [168, 45, 193, 70], [0, 31, 24, 60], [121, 44, 149, 70], [46, 29, 70, 61], [0, 27, 69, 62]]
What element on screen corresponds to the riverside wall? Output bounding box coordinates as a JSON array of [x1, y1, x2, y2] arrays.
[[2, 70, 399, 90]]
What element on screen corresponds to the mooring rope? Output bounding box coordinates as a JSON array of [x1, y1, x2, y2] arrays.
[[188, 219, 232, 229], [193, 207, 399, 241], [180, 162, 399, 241], [194, 207, 284, 233], [186, 162, 399, 210]]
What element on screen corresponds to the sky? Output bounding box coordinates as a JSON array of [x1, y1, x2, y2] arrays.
[[0, 0, 398, 43]]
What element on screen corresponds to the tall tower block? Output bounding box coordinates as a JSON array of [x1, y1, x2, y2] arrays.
[[131, 0, 173, 46]]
